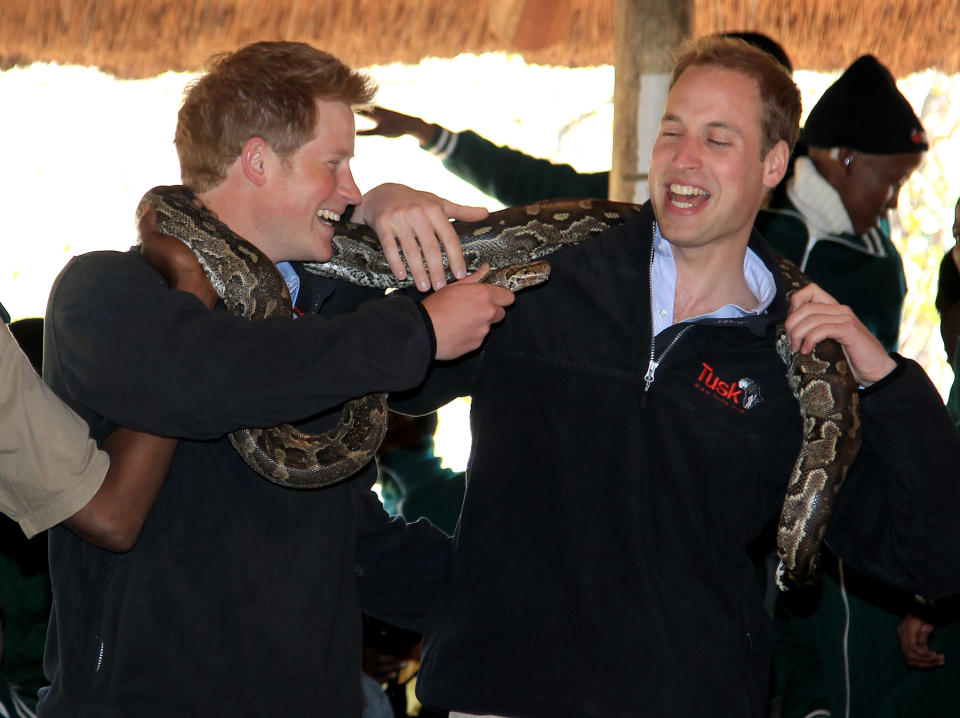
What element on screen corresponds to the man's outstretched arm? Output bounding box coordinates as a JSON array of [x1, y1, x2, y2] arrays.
[[3, 323, 175, 552], [62, 427, 176, 553]]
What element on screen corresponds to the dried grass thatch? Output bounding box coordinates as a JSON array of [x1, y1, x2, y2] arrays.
[[1, 0, 958, 78]]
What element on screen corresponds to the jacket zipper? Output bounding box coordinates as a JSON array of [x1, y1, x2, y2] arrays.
[[644, 224, 693, 392], [644, 326, 692, 391]]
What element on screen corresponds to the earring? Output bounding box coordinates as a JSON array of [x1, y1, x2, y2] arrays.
[[843, 152, 856, 168]]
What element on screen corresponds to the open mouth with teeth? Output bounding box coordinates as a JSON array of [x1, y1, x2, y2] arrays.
[[668, 183, 710, 209], [316, 208, 341, 224]]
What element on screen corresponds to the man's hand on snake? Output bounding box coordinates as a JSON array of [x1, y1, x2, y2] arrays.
[[352, 182, 488, 292], [421, 263, 515, 360], [139, 207, 219, 309], [784, 282, 896, 387]]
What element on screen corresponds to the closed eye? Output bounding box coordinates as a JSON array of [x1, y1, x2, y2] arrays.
[[658, 116, 684, 139]]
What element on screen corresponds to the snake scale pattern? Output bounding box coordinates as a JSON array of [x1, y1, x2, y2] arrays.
[[136, 186, 393, 488], [138, 186, 860, 588], [773, 257, 862, 589], [136, 186, 550, 489]]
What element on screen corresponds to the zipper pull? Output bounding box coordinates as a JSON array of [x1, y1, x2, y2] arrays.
[[644, 358, 659, 391]]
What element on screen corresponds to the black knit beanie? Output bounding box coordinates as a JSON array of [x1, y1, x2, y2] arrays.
[[801, 55, 928, 154]]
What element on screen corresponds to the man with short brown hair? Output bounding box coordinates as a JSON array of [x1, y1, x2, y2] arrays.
[[39, 41, 513, 716], [394, 37, 960, 718]]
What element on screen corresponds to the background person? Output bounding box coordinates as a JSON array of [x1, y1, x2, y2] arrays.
[[755, 54, 927, 353], [763, 55, 939, 718]]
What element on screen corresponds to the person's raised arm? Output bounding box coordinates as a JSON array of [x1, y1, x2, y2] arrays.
[[358, 107, 609, 206], [357, 107, 440, 147]]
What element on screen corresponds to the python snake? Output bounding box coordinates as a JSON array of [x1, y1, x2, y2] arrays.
[[138, 187, 860, 588], [136, 186, 550, 490], [773, 256, 862, 589]]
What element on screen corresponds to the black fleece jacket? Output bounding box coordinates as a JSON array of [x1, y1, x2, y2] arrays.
[[395, 202, 960, 718], [39, 249, 448, 717]]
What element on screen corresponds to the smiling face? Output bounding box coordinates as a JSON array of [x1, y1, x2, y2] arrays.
[[649, 64, 788, 255], [255, 99, 363, 263]]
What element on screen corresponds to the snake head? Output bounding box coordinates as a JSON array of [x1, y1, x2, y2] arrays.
[[483, 260, 552, 292], [775, 323, 794, 366]]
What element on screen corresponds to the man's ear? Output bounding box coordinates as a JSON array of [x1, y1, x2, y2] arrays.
[[762, 140, 790, 189], [241, 137, 269, 186]]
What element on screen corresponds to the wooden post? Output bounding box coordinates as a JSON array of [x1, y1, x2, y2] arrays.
[[610, 0, 692, 203]]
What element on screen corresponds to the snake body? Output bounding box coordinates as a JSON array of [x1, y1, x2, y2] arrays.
[[311, 198, 643, 288], [136, 186, 551, 489], [773, 257, 862, 589], [139, 187, 860, 586], [136, 186, 395, 488]]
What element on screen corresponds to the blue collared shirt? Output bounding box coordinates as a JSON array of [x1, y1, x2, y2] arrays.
[[276, 261, 301, 316], [650, 223, 775, 336]]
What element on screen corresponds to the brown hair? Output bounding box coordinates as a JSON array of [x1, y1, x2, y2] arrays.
[[670, 36, 801, 156], [175, 41, 377, 191]]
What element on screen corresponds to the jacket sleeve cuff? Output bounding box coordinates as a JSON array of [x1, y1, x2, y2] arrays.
[[423, 127, 458, 160], [414, 301, 437, 361], [858, 353, 907, 396]]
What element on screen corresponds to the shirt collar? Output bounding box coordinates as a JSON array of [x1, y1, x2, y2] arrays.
[[786, 156, 856, 236], [651, 223, 776, 335], [275, 261, 301, 314]]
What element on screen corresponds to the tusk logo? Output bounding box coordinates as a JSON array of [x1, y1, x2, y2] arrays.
[[696, 363, 762, 412]]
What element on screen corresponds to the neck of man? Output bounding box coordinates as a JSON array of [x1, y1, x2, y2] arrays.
[[195, 180, 277, 261], [670, 239, 757, 323]]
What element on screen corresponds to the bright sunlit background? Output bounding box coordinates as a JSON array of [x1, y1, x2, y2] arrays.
[[2, 55, 958, 471]]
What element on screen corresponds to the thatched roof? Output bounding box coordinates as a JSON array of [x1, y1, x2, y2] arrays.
[[2, 0, 958, 78]]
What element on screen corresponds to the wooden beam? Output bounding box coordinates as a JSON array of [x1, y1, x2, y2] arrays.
[[610, 0, 692, 202]]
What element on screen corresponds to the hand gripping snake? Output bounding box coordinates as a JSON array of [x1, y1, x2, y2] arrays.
[[138, 186, 860, 589]]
